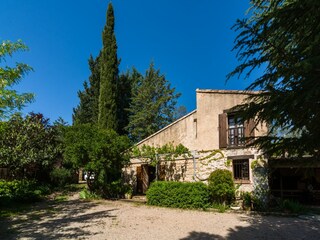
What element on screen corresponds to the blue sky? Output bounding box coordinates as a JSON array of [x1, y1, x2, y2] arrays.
[[1, 0, 252, 124]]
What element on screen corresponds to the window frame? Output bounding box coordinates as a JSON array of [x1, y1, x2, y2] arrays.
[[227, 114, 245, 148], [232, 159, 250, 183]]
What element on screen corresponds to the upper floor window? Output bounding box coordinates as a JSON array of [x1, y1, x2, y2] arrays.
[[228, 115, 245, 147], [219, 112, 255, 149]]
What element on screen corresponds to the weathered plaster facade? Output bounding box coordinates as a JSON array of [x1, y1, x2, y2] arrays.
[[124, 89, 268, 194], [134, 89, 267, 151]]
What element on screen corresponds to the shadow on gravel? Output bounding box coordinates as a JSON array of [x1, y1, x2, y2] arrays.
[[181, 214, 320, 240], [1, 198, 118, 240], [180, 231, 223, 239]]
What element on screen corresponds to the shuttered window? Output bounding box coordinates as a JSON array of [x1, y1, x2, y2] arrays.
[[228, 115, 245, 147], [219, 112, 255, 148]]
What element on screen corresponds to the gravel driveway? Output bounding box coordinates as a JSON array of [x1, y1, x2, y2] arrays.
[[1, 195, 319, 240]]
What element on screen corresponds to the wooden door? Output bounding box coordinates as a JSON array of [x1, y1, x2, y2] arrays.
[[136, 166, 142, 194], [141, 165, 149, 194]]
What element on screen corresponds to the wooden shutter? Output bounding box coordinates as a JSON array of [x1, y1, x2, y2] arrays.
[[245, 119, 255, 145], [136, 166, 142, 194], [219, 113, 227, 148], [141, 165, 149, 194]]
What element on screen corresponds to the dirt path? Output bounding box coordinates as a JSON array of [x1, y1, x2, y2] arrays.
[[1, 195, 319, 240]]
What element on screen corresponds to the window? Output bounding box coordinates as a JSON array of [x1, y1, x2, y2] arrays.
[[233, 159, 249, 181], [228, 115, 245, 147], [219, 112, 255, 149]]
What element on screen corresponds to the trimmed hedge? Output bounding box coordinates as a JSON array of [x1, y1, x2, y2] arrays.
[[0, 180, 50, 205], [146, 181, 210, 209]]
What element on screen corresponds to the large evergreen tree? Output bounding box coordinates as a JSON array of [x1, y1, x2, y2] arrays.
[[126, 62, 180, 143], [98, 3, 119, 130], [228, 0, 320, 157], [117, 68, 140, 135], [73, 54, 100, 125]]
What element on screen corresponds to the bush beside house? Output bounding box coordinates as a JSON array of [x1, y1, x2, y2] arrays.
[[146, 181, 210, 209]]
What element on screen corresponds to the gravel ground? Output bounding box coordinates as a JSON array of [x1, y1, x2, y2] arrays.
[[1, 195, 320, 240]]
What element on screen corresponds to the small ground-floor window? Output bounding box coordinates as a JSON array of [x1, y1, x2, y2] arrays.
[[233, 159, 249, 181]]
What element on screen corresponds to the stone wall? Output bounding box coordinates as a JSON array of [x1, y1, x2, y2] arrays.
[[124, 148, 267, 194]]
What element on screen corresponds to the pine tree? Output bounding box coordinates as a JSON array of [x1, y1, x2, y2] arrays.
[[117, 68, 140, 135], [73, 54, 100, 125], [228, 0, 320, 157], [126, 62, 180, 143], [98, 3, 119, 130]]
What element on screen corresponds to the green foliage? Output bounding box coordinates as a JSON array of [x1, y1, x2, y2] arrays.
[[126, 62, 181, 142], [73, 54, 101, 125], [98, 3, 119, 131], [117, 68, 139, 135], [0, 180, 50, 205], [131, 143, 190, 166], [228, 0, 320, 157], [277, 199, 306, 214], [49, 167, 74, 187], [198, 150, 224, 165], [63, 124, 131, 197], [0, 40, 34, 120], [146, 181, 210, 209], [211, 202, 228, 213], [79, 188, 100, 200], [241, 192, 252, 209], [208, 169, 235, 204], [0, 113, 60, 180]]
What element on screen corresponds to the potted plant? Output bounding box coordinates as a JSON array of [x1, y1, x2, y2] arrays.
[[124, 185, 133, 199]]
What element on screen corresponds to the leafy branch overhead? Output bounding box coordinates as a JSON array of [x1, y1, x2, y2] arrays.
[[228, 0, 320, 157], [0, 40, 34, 120]]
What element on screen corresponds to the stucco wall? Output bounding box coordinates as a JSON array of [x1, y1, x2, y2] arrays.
[[135, 89, 267, 151], [135, 110, 198, 150], [195, 89, 267, 150]]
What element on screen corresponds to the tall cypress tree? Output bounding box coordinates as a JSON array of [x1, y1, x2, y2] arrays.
[[73, 54, 100, 125], [98, 3, 119, 130]]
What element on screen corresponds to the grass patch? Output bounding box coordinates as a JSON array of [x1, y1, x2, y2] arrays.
[[211, 203, 229, 213], [79, 189, 101, 200], [54, 194, 69, 202]]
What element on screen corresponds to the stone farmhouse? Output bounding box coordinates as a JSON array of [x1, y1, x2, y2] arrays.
[[124, 89, 268, 194], [124, 89, 320, 204]]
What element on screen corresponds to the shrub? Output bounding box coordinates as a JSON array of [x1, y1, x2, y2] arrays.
[[241, 192, 252, 209], [79, 189, 100, 200], [0, 180, 50, 205], [208, 169, 235, 205], [146, 181, 210, 209], [50, 167, 74, 187], [278, 199, 306, 214]]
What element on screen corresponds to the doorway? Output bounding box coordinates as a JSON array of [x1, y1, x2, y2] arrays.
[[136, 164, 156, 194]]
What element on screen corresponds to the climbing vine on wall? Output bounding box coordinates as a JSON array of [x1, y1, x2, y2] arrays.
[[198, 150, 224, 166], [131, 143, 191, 166]]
